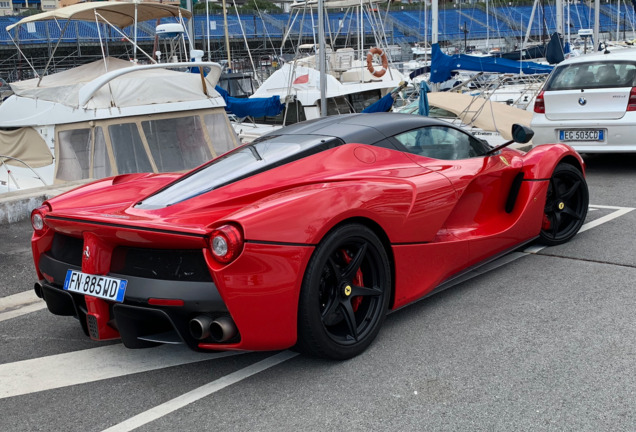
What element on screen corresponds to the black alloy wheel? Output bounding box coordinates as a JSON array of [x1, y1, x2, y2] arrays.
[[296, 224, 392, 360], [539, 163, 589, 246]]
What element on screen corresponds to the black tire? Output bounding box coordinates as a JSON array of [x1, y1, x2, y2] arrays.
[[539, 164, 589, 246], [296, 224, 392, 360]]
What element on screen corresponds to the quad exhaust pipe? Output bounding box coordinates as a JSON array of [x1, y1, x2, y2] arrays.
[[189, 315, 237, 342]]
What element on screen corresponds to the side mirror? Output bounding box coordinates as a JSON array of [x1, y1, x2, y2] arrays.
[[484, 124, 535, 155], [511, 124, 534, 144]]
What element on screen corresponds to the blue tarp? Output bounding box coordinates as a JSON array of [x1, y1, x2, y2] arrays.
[[362, 92, 396, 113], [215, 85, 284, 118], [429, 43, 554, 83]]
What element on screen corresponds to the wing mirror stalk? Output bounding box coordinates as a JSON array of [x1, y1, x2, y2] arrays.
[[485, 124, 534, 155]]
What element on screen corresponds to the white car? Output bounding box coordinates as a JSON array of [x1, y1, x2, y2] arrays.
[[531, 49, 636, 153]]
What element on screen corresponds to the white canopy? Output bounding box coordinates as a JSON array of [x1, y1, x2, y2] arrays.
[[10, 58, 222, 110], [6, 1, 190, 31]]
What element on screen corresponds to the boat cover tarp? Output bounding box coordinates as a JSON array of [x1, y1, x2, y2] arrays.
[[10, 58, 222, 109], [430, 43, 554, 83], [545, 32, 565, 64], [6, 1, 190, 31], [0, 127, 52, 168], [497, 45, 545, 61], [361, 92, 395, 113], [426, 92, 533, 141], [215, 85, 284, 118]]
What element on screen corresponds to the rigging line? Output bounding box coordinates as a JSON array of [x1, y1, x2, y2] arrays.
[[231, 0, 260, 86], [323, 8, 332, 49], [282, 5, 310, 128], [37, 17, 71, 87], [94, 12, 157, 64], [368, 3, 395, 80], [280, 9, 299, 56], [253, 1, 279, 63], [343, 7, 354, 48], [7, 33, 38, 79]]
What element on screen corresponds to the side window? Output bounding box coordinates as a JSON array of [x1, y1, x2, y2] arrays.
[[57, 128, 91, 181], [92, 127, 112, 179], [108, 123, 153, 174], [203, 112, 240, 157], [394, 126, 486, 160], [142, 116, 212, 172]]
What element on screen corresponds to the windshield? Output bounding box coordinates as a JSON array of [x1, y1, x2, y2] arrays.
[[545, 61, 636, 90], [136, 134, 343, 208]]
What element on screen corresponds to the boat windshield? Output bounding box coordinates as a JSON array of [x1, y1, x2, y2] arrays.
[[136, 134, 343, 208]]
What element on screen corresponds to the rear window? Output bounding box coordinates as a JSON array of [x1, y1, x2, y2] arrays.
[[545, 61, 636, 90], [136, 134, 343, 208]]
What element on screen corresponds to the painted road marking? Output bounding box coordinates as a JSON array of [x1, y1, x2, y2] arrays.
[[0, 344, 242, 399], [102, 351, 299, 432], [524, 204, 634, 254], [0, 290, 47, 323]]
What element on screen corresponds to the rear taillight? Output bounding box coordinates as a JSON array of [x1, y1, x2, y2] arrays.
[[533, 90, 545, 114], [208, 224, 243, 264], [627, 87, 636, 111], [30, 204, 50, 234]]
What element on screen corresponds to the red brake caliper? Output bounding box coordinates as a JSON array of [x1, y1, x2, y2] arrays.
[[341, 250, 364, 312], [542, 214, 551, 230]]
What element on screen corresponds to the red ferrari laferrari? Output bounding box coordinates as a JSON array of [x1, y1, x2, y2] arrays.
[[30, 113, 588, 359]]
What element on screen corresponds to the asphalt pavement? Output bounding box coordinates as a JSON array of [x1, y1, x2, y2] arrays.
[[0, 153, 635, 431]]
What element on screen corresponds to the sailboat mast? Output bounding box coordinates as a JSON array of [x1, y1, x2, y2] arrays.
[[486, 0, 489, 50], [222, 0, 232, 69], [524, 0, 538, 47], [431, 0, 438, 44], [593, 0, 600, 49], [318, 0, 327, 117], [556, 0, 563, 35]]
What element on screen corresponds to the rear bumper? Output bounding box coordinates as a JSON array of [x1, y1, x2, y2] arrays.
[[531, 115, 636, 152], [35, 241, 314, 352], [37, 252, 230, 350]]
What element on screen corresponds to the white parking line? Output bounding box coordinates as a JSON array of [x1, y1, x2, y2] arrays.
[[523, 204, 635, 254], [0, 344, 242, 399], [102, 350, 299, 432], [0, 290, 47, 323], [578, 205, 634, 234]]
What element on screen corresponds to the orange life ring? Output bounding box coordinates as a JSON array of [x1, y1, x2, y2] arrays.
[[366, 47, 388, 78]]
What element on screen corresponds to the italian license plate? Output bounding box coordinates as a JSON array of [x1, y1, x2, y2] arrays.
[[63, 270, 127, 302], [559, 129, 604, 141]]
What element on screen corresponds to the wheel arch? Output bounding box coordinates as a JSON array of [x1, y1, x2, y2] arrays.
[[556, 154, 585, 175], [523, 144, 586, 179]]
